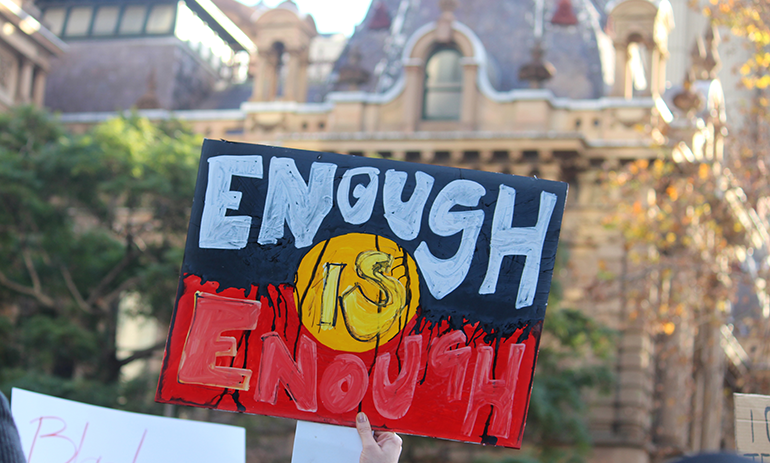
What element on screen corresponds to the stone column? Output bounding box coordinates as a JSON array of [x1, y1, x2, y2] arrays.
[[460, 58, 478, 130], [654, 301, 694, 453], [18, 59, 34, 104], [295, 48, 310, 104], [611, 43, 628, 97], [448, 150, 463, 164], [640, 41, 654, 97], [538, 163, 561, 181], [616, 328, 654, 446], [4, 55, 19, 103], [576, 169, 599, 206], [650, 47, 667, 98], [391, 150, 407, 161], [692, 317, 725, 451], [403, 58, 423, 133], [32, 68, 47, 107], [624, 48, 634, 100], [284, 49, 300, 101], [252, 51, 272, 101]]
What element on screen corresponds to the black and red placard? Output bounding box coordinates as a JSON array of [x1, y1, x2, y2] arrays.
[[156, 140, 567, 448]]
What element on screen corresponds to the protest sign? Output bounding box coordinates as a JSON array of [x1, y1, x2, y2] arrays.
[[291, 420, 362, 463], [735, 393, 770, 460], [11, 388, 245, 463], [156, 140, 568, 448]]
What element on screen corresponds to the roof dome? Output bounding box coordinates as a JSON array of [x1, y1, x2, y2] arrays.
[[330, 0, 612, 99]]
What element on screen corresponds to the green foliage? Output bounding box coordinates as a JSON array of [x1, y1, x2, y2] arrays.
[[0, 105, 201, 406], [522, 308, 615, 462]]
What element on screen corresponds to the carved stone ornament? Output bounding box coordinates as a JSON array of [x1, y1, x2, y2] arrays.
[[518, 41, 555, 88], [436, 0, 459, 43]]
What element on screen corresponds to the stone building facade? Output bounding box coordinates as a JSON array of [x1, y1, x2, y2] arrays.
[[0, 0, 63, 110], [39, 0, 747, 462]]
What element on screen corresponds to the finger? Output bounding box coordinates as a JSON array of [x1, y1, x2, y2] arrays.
[[375, 432, 403, 459], [374, 431, 402, 452], [374, 431, 401, 446], [356, 412, 378, 448]]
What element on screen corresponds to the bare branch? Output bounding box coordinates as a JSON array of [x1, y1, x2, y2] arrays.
[[22, 249, 43, 294], [96, 275, 141, 312], [60, 265, 94, 314], [86, 239, 135, 307], [0, 269, 56, 308], [117, 340, 166, 367]]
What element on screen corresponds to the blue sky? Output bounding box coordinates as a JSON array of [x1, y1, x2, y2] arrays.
[[256, 0, 372, 36]]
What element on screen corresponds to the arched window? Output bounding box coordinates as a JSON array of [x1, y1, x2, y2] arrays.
[[423, 47, 463, 120], [271, 41, 288, 98]]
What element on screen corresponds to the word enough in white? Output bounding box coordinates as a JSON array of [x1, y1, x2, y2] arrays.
[[198, 155, 556, 307]]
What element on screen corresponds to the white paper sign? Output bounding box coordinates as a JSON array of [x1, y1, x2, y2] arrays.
[[10, 388, 245, 463], [291, 420, 362, 463], [735, 393, 770, 460]]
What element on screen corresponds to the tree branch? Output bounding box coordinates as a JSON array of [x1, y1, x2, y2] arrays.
[[60, 265, 94, 314], [96, 275, 141, 312], [23, 249, 43, 294], [0, 269, 56, 308], [117, 340, 166, 367], [86, 238, 135, 307]]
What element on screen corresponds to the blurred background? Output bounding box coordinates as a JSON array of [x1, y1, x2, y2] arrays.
[[0, 0, 768, 461]]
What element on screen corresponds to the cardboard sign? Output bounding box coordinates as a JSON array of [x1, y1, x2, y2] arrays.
[[156, 140, 568, 448], [735, 393, 770, 460], [11, 388, 245, 463]]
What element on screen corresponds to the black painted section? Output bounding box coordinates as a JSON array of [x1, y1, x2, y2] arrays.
[[180, 139, 568, 340]]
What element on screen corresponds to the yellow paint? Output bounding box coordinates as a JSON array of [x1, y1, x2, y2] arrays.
[[320, 263, 344, 329], [294, 233, 420, 353]]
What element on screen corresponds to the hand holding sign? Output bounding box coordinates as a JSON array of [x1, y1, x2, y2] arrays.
[[356, 413, 402, 463]]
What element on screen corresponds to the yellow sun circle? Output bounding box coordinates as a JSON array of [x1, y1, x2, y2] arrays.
[[294, 233, 420, 353]]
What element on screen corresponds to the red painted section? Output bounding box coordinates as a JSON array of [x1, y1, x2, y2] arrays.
[[429, 330, 472, 402], [372, 335, 423, 420], [319, 354, 369, 414], [156, 274, 542, 448], [257, 333, 318, 412], [462, 343, 526, 438], [178, 292, 261, 390]]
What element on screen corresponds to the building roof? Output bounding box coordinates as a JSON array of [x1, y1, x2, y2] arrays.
[[0, 0, 66, 56], [198, 81, 253, 110], [331, 0, 612, 100], [34, 0, 255, 52]]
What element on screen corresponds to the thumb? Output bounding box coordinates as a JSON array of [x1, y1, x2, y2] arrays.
[[355, 412, 377, 448]]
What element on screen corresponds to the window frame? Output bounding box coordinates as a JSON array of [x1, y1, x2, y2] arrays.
[[41, 6, 68, 36], [91, 5, 122, 36], [421, 45, 464, 121], [117, 4, 149, 36], [144, 3, 177, 35], [41, 2, 178, 40], [61, 5, 94, 37]]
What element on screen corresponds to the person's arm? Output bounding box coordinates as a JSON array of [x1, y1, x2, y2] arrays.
[[0, 391, 26, 463], [355, 412, 402, 463]]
